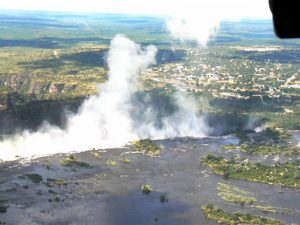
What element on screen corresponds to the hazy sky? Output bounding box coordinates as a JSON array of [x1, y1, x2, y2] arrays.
[[0, 0, 273, 46], [0, 0, 271, 19]]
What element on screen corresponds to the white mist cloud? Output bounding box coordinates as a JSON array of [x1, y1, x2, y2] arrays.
[[135, 92, 209, 139], [65, 35, 158, 149], [166, 0, 271, 46], [0, 35, 208, 161]]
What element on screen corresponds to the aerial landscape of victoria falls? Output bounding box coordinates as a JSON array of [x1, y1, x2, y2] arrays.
[[0, 1, 300, 224]]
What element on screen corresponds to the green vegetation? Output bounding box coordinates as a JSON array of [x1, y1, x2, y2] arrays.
[[217, 182, 256, 205], [132, 139, 161, 156], [61, 155, 91, 168], [202, 205, 285, 225], [235, 130, 251, 143], [47, 178, 67, 186], [0, 200, 8, 213], [44, 178, 67, 188], [240, 144, 300, 156], [251, 127, 289, 143], [0, 46, 107, 106], [141, 184, 154, 194], [42, 162, 52, 170], [223, 145, 239, 151], [92, 152, 102, 159], [106, 160, 118, 166], [236, 127, 290, 145], [121, 158, 132, 164], [223, 144, 300, 156], [216, 183, 300, 215], [0, 205, 8, 213], [24, 174, 43, 183], [256, 205, 277, 213], [204, 154, 300, 188], [225, 127, 300, 156]]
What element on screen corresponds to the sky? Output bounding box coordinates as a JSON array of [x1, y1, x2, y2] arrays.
[[0, 0, 272, 19]]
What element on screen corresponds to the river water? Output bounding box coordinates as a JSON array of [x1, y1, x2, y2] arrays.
[[0, 136, 299, 225]]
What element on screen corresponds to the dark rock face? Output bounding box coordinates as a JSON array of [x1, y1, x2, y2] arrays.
[[0, 97, 83, 135]]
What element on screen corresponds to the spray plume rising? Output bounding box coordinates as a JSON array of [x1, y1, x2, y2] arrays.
[[0, 35, 209, 161], [166, 0, 271, 46]]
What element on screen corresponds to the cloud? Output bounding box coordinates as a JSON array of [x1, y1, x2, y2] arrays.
[[166, 0, 271, 46]]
